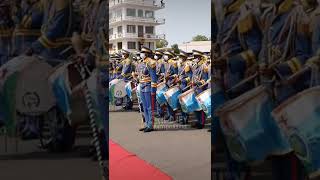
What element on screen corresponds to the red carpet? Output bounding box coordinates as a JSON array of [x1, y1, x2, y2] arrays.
[[109, 140, 172, 180]]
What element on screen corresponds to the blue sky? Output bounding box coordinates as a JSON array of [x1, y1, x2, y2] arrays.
[[156, 0, 211, 46]]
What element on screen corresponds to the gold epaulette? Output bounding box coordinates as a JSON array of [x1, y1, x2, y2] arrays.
[[278, 0, 293, 14], [124, 58, 131, 65], [237, 13, 253, 33], [149, 59, 156, 68]]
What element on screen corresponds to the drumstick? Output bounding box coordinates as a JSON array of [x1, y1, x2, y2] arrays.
[[227, 72, 258, 94], [198, 81, 209, 89], [182, 85, 192, 92], [283, 66, 310, 85]]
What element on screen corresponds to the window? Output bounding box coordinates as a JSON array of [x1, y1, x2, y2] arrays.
[[117, 26, 122, 34], [128, 42, 136, 49], [138, 10, 143, 17], [145, 26, 154, 34], [126, 8, 136, 17], [116, 10, 122, 18], [145, 11, 154, 18], [149, 42, 155, 50], [127, 25, 136, 33], [109, 28, 113, 35]]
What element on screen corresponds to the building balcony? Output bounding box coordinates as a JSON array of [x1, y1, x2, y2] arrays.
[[109, 16, 165, 26], [109, 0, 165, 9], [109, 33, 165, 41]]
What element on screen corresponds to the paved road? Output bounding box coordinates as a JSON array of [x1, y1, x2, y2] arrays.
[[0, 137, 101, 180], [110, 110, 211, 180]]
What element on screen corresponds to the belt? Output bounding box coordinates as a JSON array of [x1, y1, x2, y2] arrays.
[[140, 76, 151, 83]]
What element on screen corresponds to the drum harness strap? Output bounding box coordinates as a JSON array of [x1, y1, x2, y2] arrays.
[[74, 62, 108, 180]]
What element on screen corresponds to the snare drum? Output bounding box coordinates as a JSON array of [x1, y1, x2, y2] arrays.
[[164, 86, 181, 111], [179, 88, 201, 113], [196, 88, 211, 118], [216, 86, 291, 162], [109, 79, 127, 99], [156, 82, 168, 106], [272, 86, 320, 176]]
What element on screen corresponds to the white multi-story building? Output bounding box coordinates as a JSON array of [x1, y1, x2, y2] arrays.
[[109, 0, 165, 53]]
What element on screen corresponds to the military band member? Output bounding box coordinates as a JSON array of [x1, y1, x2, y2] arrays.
[[132, 50, 147, 131], [192, 50, 209, 129], [119, 49, 133, 110], [176, 50, 192, 124], [138, 47, 157, 132], [164, 50, 178, 121], [154, 49, 166, 118], [258, 0, 311, 179], [213, 0, 263, 178]]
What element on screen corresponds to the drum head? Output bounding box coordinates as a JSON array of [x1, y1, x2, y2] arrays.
[[114, 79, 127, 98], [15, 58, 56, 114]]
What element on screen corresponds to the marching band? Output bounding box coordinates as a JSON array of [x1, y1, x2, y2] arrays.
[[109, 47, 212, 132]]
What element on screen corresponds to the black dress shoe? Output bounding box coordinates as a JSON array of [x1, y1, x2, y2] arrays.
[[144, 128, 153, 133], [196, 124, 204, 129], [139, 127, 146, 131]]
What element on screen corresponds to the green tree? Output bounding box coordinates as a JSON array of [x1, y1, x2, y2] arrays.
[[171, 44, 180, 54], [156, 39, 168, 48], [192, 35, 209, 41]]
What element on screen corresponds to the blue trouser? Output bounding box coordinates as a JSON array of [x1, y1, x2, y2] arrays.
[[140, 91, 153, 129], [194, 110, 205, 126]]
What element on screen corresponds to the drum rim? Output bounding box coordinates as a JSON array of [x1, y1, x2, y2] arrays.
[[164, 85, 181, 98], [157, 81, 166, 88], [196, 88, 211, 99], [216, 86, 267, 115], [272, 86, 320, 115], [178, 88, 195, 101]]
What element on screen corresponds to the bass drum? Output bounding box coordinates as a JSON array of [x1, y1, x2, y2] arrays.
[[272, 86, 320, 176], [179, 88, 201, 114], [109, 79, 127, 98], [196, 88, 211, 118], [13, 56, 56, 114], [216, 86, 291, 162], [164, 85, 181, 111]]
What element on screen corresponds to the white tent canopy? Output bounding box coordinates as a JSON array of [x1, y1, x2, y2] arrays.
[[178, 41, 211, 53]]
